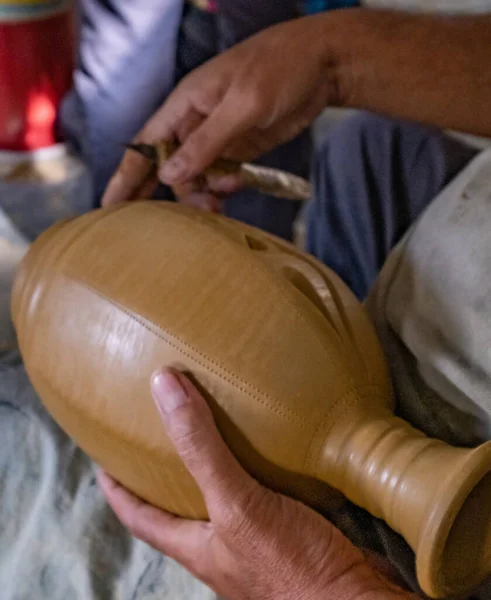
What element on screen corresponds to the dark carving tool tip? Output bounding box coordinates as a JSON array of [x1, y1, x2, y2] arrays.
[[124, 143, 158, 162]]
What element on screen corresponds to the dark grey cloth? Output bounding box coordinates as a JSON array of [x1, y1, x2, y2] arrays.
[[0, 354, 214, 600], [306, 112, 478, 299], [216, 0, 298, 50]]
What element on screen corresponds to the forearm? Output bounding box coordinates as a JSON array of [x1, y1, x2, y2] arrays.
[[326, 9, 491, 137]]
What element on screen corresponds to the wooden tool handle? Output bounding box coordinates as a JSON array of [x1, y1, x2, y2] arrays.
[[239, 163, 311, 202]]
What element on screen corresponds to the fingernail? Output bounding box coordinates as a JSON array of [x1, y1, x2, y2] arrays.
[[151, 369, 188, 415], [161, 157, 187, 182]]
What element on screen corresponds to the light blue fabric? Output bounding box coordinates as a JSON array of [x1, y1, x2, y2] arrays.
[[0, 350, 216, 600], [62, 0, 184, 201]]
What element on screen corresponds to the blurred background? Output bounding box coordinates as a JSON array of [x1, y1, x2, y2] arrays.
[[0, 0, 490, 351]]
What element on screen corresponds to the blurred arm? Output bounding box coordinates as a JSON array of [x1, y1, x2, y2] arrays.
[[332, 10, 491, 137]]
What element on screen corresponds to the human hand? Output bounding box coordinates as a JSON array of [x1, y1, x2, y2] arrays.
[[98, 368, 415, 600], [102, 14, 342, 207], [170, 172, 243, 213]]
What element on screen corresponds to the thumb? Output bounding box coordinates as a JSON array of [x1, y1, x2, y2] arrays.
[[151, 368, 260, 518]]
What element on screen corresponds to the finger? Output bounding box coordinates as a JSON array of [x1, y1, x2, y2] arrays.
[[101, 96, 199, 207], [173, 177, 221, 211], [129, 169, 160, 202], [205, 173, 243, 195], [180, 193, 221, 213], [141, 90, 197, 145], [138, 174, 160, 200], [158, 93, 319, 187], [174, 173, 241, 199], [172, 179, 203, 200], [102, 152, 154, 207], [151, 368, 261, 518], [98, 471, 213, 572], [158, 94, 261, 185]]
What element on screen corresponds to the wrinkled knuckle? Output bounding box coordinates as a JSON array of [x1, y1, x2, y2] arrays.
[[174, 425, 202, 454], [171, 415, 204, 453]]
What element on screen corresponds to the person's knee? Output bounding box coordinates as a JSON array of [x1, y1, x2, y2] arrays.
[[306, 112, 406, 298], [309, 111, 393, 219], [310, 110, 442, 214], [314, 111, 400, 164]]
